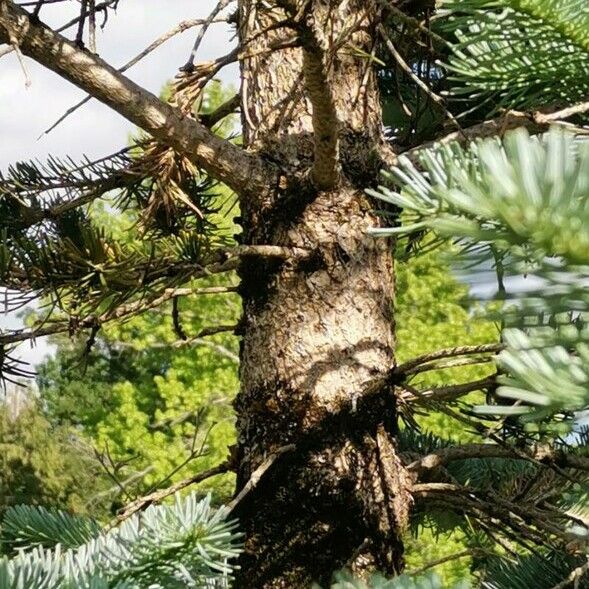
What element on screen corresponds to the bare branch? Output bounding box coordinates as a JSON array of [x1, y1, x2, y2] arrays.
[[378, 24, 462, 134], [394, 343, 503, 376], [0, 245, 310, 346], [407, 443, 589, 478], [181, 0, 233, 72], [395, 101, 589, 165], [412, 482, 578, 545], [534, 99, 589, 124], [406, 549, 484, 577], [377, 0, 449, 49], [549, 560, 589, 589], [226, 444, 296, 514], [399, 376, 496, 404], [278, 0, 339, 191], [106, 461, 232, 530], [0, 0, 274, 195], [41, 17, 229, 137]]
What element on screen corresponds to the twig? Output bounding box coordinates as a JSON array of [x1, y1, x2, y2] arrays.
[[226, 444, 296, 514], [534, 100, 589, 124], [378, 24, 462, 135], [172, 296, 187, 341], [549, 559, 589, 589], [377, 0, 449, 49], [0, 246, 309, 346], [406, 443, 589, 478], [41, 17, 227, 137], [76, 0, 88, 47], [399, 376, 496, 403], [404, 356, 494, 377], [11, 40, 31, 87], [406, 549, 482, 576], [88, 0, 96, 52], [106, 461, 232, 530], [55, 0, 119, 34], [31, 0, 46, 18], [397, 101, 589, 164], [395, 343, 503, 376], [181, 0, 234, 72]]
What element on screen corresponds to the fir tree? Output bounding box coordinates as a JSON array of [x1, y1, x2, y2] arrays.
[[0, 0, 588, 587]]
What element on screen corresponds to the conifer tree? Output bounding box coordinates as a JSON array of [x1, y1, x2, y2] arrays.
[[0, 0, 588, 587]]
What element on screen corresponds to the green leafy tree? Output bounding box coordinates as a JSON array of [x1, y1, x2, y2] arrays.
[[0, 396, 108, 537]]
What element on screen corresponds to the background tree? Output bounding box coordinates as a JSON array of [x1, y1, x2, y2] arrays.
[[0, 0, 588, 587]]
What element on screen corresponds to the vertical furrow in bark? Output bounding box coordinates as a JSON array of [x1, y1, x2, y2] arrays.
[[233, 1, 412, 586]]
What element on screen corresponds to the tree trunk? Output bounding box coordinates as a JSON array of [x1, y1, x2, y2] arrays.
[[233, 2, 412, 586]]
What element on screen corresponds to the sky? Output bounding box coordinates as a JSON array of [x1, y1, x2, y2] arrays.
[[0, 0, 238, 367]]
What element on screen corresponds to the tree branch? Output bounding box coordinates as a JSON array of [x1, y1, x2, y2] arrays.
[[394, 100, 589, 165], [394, 343, 503, 376], [106, 460, 232, 530], [0, 0, 274, 196], [412, 482, 578, 545], [279, 0, 339, 191], [0, 245, 310, 346], [41, 17, 229, 137], [399, 376, 496, 404], [200, 93, 240, 127], [549, 560, 589, 589], [407, 443, 589, 478]]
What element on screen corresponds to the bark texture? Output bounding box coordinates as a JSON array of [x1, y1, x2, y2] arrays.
[[234, 2, 412, 586]]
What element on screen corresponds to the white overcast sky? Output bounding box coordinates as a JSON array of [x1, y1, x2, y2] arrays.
[[0, 0, 238, 367]]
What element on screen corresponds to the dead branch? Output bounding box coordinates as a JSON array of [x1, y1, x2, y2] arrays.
[[405, 549, 485, 577], [226, 444, 296, 514], [378, 24, 462, 134], [399, 376, 496, 403], [406, 443, 589, 478], [181, 0, 234, 72], [0, 245, 310, 346], [412, 482, 579, 546], [106, 461, 232, 530], [394, 343, 503, 378], [394, 101, 589, 165], [41, 16, 229, 137], [549, 559, 589, 589]]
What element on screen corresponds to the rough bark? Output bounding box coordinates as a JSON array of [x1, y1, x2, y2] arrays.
[[233, 1, 412, 586]]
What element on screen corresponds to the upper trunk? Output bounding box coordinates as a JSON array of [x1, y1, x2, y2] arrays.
[[233, 2, 412, 586]]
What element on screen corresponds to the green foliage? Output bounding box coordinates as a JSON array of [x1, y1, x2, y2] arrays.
[[328, 570, 469, 588], [482, 551, 589, 589], [1, 505, 100, 551], [394, 248, 497, 583], [371, 128, 589, 421], [0, 399, 107, 526], [395, 242, 497, 436], [36, 251, 240, 507], [0, 494, 241, 589], [439, 0, 589, 111]]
